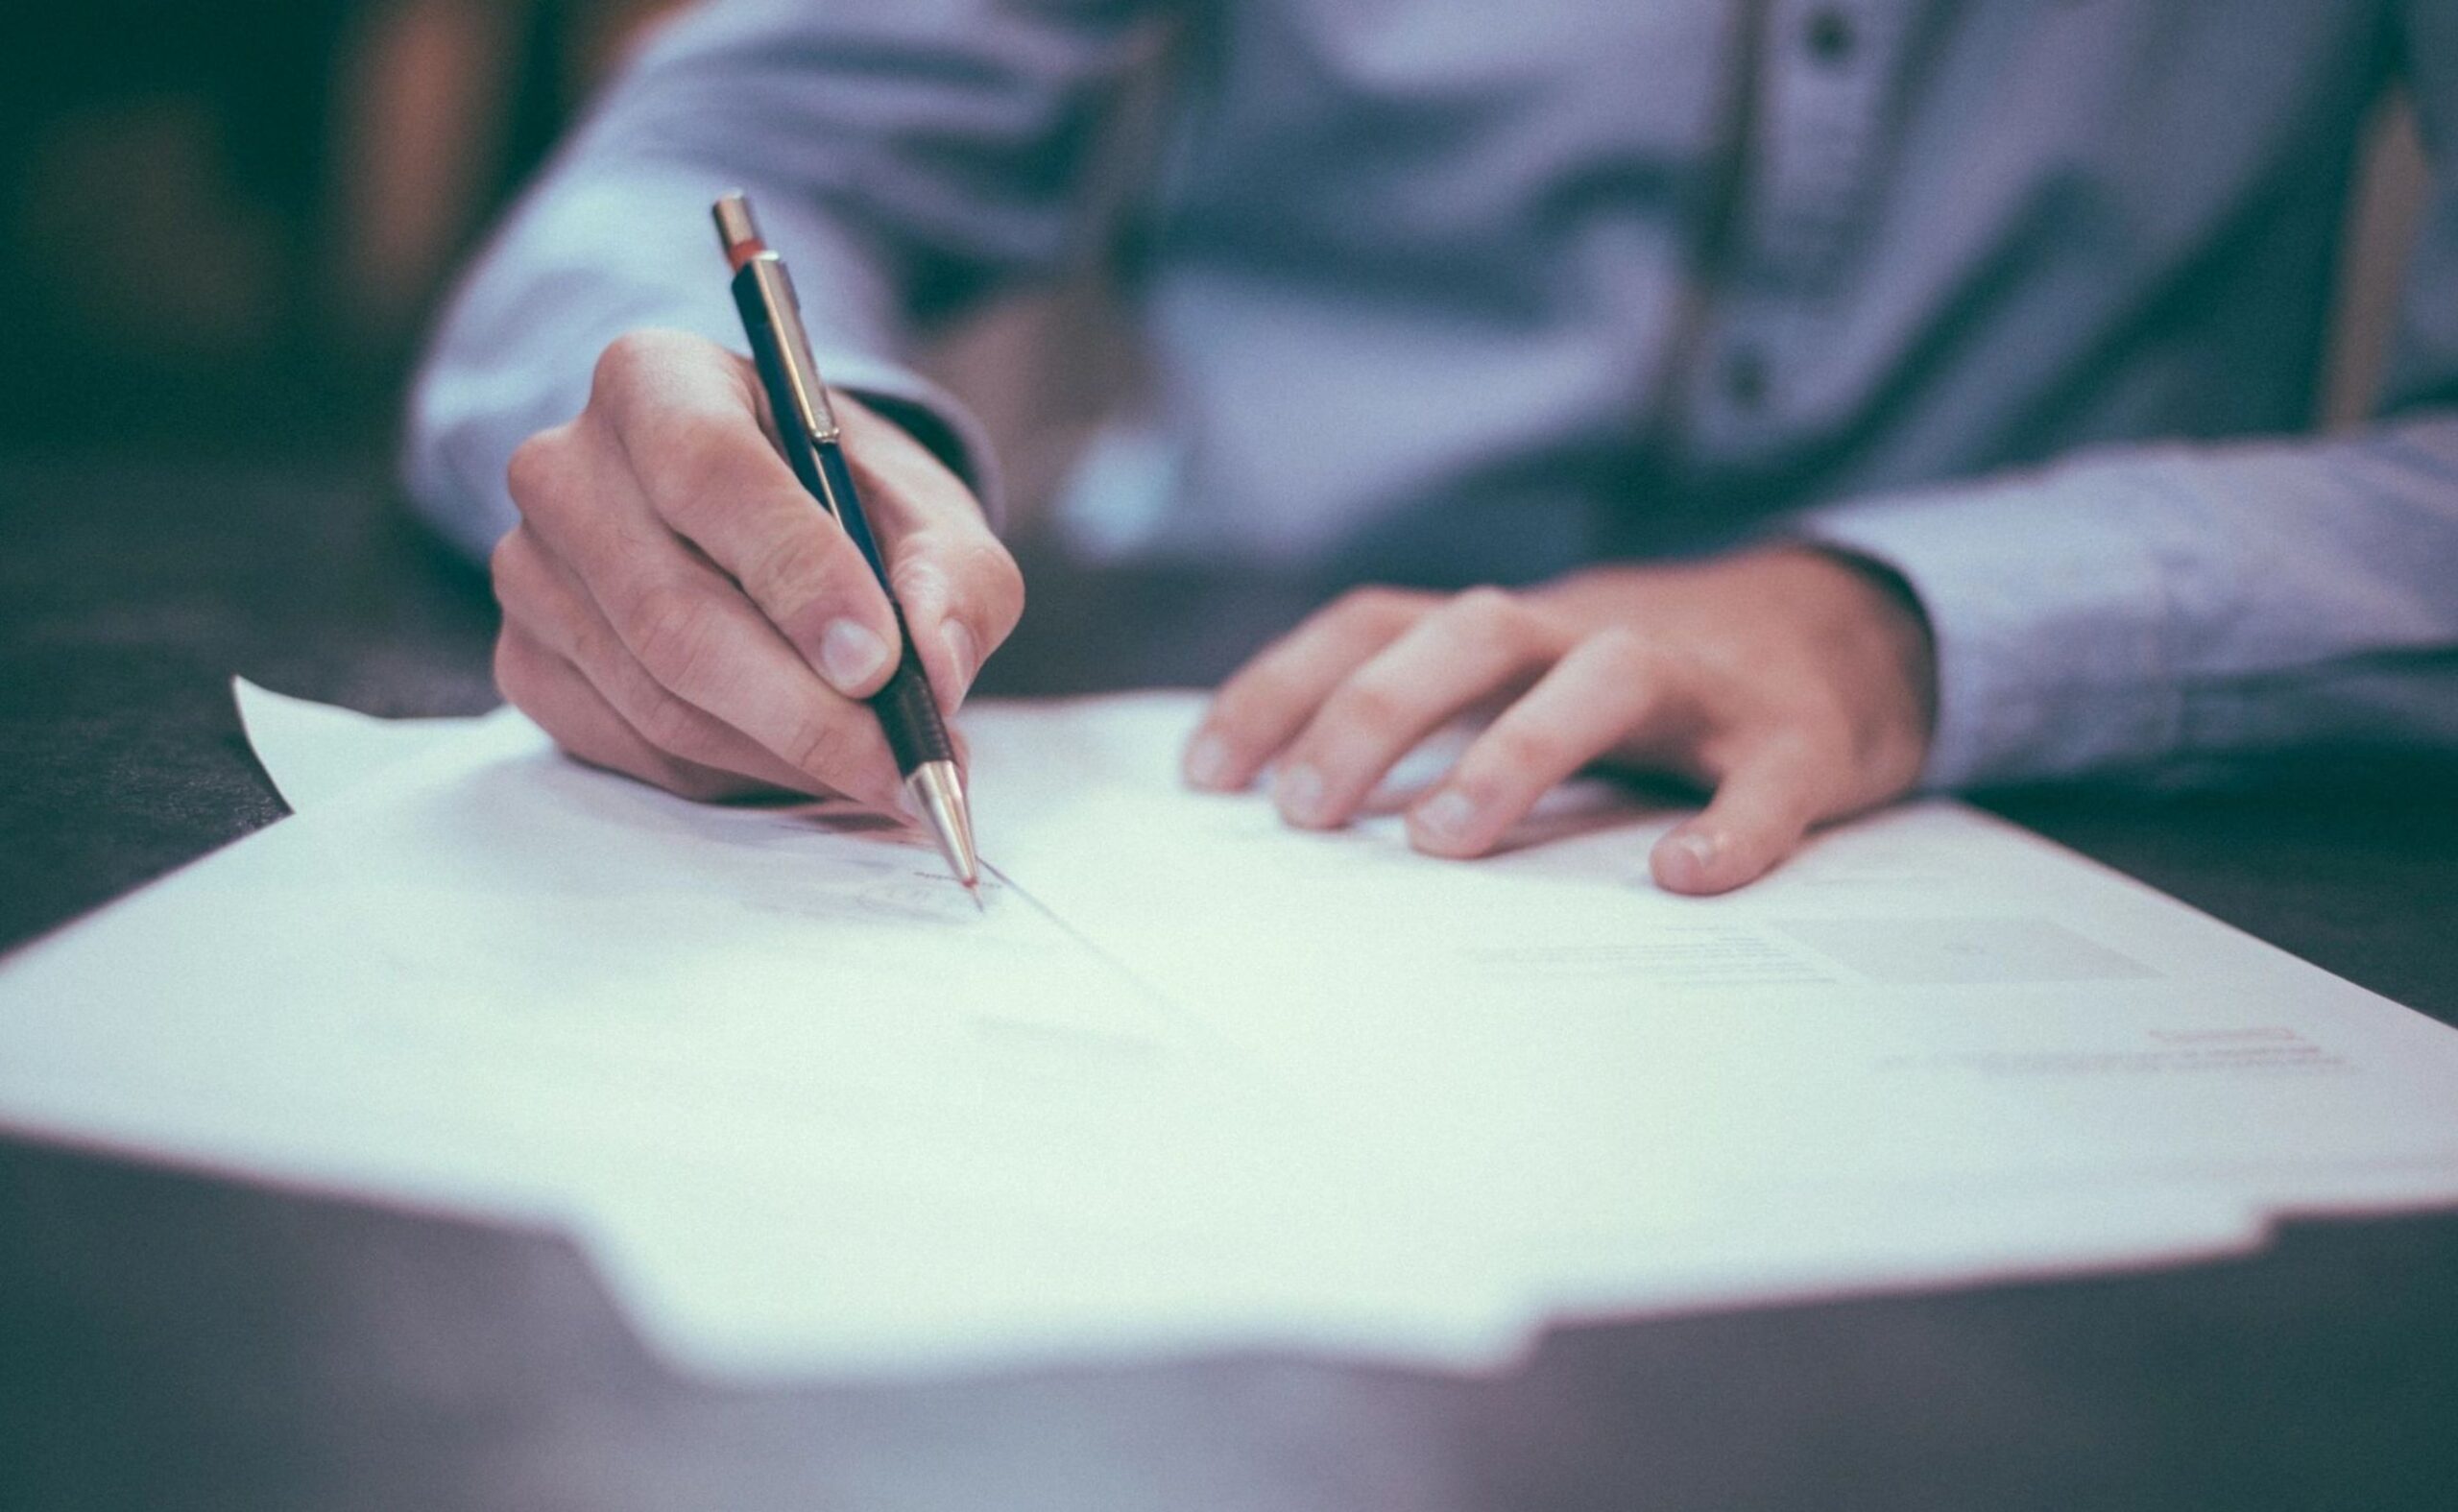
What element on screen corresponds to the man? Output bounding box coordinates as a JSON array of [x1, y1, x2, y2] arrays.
[[406, 0, 2458, 895]]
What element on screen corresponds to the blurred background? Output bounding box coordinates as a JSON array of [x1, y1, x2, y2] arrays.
[[0, 1, 666, 456], [0, 1, 2430, 516], [0, 0, 1142, 522]]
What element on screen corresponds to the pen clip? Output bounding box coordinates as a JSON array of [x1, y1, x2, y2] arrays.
[[712, 192, 842, 446], [746, 260, 843, 445]]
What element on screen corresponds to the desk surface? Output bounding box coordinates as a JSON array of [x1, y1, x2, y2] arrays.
[[3, 456, 2455, 1512]]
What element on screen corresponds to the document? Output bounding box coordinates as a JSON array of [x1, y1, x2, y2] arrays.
[[0, 684, 2452, 1380], [235, 677, 480, 810]]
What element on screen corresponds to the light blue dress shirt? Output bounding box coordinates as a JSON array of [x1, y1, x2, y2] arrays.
[[405, 0, 2458, 791]]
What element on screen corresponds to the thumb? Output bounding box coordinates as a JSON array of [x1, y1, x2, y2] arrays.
[[886, 534, 1024, 715], [1651, 741, 1830, 896], [834, 395, 1024, 714]]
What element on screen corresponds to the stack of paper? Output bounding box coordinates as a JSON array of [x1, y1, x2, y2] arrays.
[[0, 682, 2450, 1379]]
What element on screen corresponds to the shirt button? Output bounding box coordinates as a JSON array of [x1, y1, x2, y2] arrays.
[[1805, 8, 1856, 65], [1723, 347, 1771, 410]]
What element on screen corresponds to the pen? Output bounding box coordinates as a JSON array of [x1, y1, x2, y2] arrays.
[[711, 191, 982, 904]]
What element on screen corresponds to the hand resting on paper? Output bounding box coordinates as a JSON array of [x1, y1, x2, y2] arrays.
[[1181, 547, 1938, 895], [489, 330, 1022, 811]]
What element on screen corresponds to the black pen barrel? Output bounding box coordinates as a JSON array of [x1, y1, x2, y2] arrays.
[[871, 610, 956, 777]]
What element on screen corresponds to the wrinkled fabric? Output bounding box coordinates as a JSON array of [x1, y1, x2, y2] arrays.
[[405, 0, 2458, 788]]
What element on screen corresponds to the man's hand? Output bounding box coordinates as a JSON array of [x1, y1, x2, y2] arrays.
[[492, 329, 1023, 809], [1182, 547, 1937, 894]]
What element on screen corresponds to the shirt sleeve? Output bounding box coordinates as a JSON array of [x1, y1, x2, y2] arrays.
[[1797, 0, 2458, 791], [1799, 422, 2458, 789], [400, 0, 1170, 560]]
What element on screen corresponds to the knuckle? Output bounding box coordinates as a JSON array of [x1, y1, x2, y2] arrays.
[[1223, 650, 1323, 725], [652, 428, 744, 523], [611, 680, 730, 776], [1582, 626, 1660, 680], [504, 429, 569, 514], [1449, 586, 1552, 654], [781, 713, 860, 781], [1479, 720, 1562, 779], [631, 686, 706, 754], [489, 529, 557, 618], [1765, 720, 1844, 780], [1203, 676, 1276, 735], [624, 585, 720, 689], [1322, 676, 1409, 735], [886, 549, 947, 611], [998, 553, 1028, 634], [895, 534, 1021, 627], [1337, 585, 1415, 633], [487, 529, 528, 601], [953, 539, 1025, 633], [565, 608, 624, 678], [590, 330, 666, 400], [1774, 707, 1840, 750], [681, 436, 801, 540], [744, 525, 854, 617], [491, 633, 534, 706], [671, 420, 750, 485], [1451, 584, 1522, 635]]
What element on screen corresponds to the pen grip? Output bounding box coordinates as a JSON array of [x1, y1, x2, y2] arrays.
[[873, 609, 956, 778]]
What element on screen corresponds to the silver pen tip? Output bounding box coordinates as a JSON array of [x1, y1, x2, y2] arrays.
[[904, 761, 980, 896]]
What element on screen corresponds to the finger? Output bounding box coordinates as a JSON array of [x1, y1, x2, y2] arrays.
[[1649, 738, 1833, 896], [840, 395, 1024, 716], [885, 531, 1024, 717], [1407, 630, 1693, 859], [512, 421, 906, 812], [494, 624, 770, 803], [1270, 588, 1561, 829], [494, 525, 825, 797], [591, 330, 904, 699], [606, 557, 904, 812], [1184, 586, 1432, 793]]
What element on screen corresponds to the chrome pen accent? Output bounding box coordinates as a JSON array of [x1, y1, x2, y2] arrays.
[[906, 762, 981, 897]]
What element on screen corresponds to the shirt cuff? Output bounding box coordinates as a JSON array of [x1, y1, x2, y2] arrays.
[[1793, 463, 2186, 790]]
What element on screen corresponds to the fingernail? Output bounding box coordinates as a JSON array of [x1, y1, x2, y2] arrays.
[[1412, 788, 1481, 846], [1275, 763, 1328, 826], [1661, 829, 1723, 888], [818, 619, 889, 693], [1185, 732, 1234, 789], [943, 620, 979, 697]]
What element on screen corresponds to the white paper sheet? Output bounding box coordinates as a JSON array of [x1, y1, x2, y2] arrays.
[[234, 678, 495, 811], [1, 684, 2452, 1380]]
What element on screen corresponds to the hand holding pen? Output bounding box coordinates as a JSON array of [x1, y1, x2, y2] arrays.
[[485, 210, 1022, 888]]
